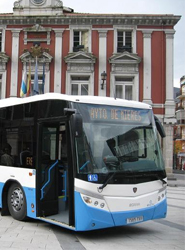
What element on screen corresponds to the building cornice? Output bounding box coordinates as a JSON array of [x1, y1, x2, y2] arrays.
[[0, 14, 181, 26], [109, 51, 141, 64], [20, 50, 53, 63], [65, 51, 96, 64]]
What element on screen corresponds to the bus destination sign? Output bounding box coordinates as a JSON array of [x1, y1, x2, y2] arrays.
[[89, 107, 143, 122]]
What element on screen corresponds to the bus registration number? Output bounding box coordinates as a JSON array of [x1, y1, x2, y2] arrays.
[[126, 216, 143, 224]]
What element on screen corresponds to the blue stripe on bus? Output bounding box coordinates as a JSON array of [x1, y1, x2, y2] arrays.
[[75, 191, 167, 231], [23, 186, 37, 218], [153, 198, 167, 219], [0, 182, 3, 208]]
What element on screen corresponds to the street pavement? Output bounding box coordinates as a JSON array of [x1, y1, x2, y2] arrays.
[[167, 172, 185, 187], [0, 173, 184, 250]]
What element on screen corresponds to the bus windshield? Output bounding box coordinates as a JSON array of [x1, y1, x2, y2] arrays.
[[74, 103, 165, 176]]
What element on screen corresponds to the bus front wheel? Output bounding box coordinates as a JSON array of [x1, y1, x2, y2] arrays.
[[7, 183, 27, 221]]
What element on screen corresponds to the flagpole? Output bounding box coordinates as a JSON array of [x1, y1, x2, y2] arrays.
[[26, 60, 31, 97], [42, 61, 45, 94], [33, 56, 39, 95]]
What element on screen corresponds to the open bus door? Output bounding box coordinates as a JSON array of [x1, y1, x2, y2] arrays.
[[36, 118, 74, 226]]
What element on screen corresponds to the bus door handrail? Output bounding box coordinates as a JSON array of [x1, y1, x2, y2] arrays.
[[40, 160, 58, 200], [62, 170, 67, 201]]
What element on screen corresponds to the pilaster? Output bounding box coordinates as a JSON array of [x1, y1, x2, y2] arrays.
[[98, 30, 107, 97], [142, 30, 153, 105], [164, 30, 176, 124], [10, 29, 21, 97], [53, 29, 64, 93]]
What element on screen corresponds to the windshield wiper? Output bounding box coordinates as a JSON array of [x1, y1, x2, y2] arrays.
[[159, 177, 167, 185], [97, 172, 116, 192], [120, 171, 167, 185], [142, 172, 167, 185]]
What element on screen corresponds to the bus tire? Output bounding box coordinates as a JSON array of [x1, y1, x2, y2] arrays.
[[7, 183, 27, 221]]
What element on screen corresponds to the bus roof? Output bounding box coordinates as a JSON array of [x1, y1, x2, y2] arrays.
[[0, 93, 152, 109]]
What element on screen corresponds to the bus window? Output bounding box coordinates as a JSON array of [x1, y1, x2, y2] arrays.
[[0, 143, 14, 166], [24, 102, 35, 118], [13, 105, 23, 120], [0, 104, 35, 168], [38, 100, 68, 118]]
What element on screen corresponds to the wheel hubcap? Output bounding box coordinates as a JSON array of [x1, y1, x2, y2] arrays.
[[10, 187, 24, 212]]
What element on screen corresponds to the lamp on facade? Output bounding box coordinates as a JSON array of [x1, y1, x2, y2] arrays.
[[101, 71, 107, 90]]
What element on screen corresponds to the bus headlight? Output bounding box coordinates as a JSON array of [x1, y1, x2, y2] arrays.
[[81, 193, 108, 211], [94, 201, 98, 206], [100, 203, 105, 208], [157, 188, 166, 203], [83, 196, 92, 204]]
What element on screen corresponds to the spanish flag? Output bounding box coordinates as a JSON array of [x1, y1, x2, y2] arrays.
[[20, 67, 27, 97]]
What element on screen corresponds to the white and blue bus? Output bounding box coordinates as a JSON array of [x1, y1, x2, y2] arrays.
[[0, 93, 167, 231]]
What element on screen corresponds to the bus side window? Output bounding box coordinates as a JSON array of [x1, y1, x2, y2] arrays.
[[0, 143, 14, 166], [0, 107, 15, 167], [20, 150, 33, 168]]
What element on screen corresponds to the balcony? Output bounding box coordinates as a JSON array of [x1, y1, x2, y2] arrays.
[[117, 45, 132, 53], [176, 109, 185, 125], [73, 45, 88, 52]]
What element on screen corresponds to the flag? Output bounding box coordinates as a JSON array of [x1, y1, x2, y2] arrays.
[[20, 67, 27, 97], [42, 62, 45, 94], [33, 56, 39, 95], [26, 61, 31, 97]]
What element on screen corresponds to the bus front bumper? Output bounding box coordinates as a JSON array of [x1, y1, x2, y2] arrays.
[[75, 191, 167, 231]]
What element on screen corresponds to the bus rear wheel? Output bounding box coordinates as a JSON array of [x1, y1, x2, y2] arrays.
[[7, 183, 27, 221]]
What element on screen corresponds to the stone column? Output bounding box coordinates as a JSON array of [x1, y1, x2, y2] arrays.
[[54, 29, 64, 93], [163, 124, 174, 174], [10, 29, 21, 97], [142, 30, 153, 105], [98, 30, 107, 97], [163, 30, 176, 175]]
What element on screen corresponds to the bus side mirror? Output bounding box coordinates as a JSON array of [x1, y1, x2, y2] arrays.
[[71, 113, 83, 138], [64, 108, 83, 137], [154, 116, 166, 138]]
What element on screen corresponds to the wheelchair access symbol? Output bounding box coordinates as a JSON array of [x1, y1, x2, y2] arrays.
[[88, 174, 98, 182]]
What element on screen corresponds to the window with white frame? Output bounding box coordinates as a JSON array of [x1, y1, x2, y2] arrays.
[[73, 30, 89, 52], [30, 74, 44, 95], [115, 77, 133, 100], [71, 76, 90, 95], [0, 32, 2, 52], [117, 31, 132, 53]]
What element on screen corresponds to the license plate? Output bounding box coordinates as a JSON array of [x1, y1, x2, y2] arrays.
[[127, 216, 143, 224]]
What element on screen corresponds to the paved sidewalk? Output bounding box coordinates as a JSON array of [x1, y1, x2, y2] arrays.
[[167, 173, 185, 187], [0, 216, 62, 250]]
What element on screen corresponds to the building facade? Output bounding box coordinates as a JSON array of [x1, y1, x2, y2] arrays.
[[174, 76, 185, 170], [0, 0, 181, 173]]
